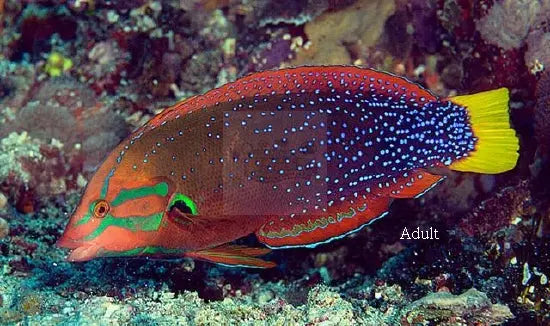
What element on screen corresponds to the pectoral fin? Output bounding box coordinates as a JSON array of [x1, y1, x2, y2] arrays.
[[185, 244, 276, 268]]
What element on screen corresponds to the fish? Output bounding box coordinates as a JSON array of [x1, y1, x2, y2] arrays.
[[57, 66, 519, 268]]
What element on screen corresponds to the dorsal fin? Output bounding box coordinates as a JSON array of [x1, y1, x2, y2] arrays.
[[143, 66, 437, 130]]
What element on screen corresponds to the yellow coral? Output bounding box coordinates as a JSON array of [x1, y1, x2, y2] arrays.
[[44, 52, 73, 77], [19, 294, 42, 316]]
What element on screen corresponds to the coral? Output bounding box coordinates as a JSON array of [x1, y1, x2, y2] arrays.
[[17, 292, 43, 316], [0, 132, 43, 183], [408, 0, 443, 54], [476, 0, 541, 51], [0, 73, 129, 208], [306, 285, 354, 324], [180, 50, 223, 94], [0, 192, 6, 210], [15, 102, 78, 146], [534, 72, 550, 155], [43, 52, 73, 77], [66, 0, 96, 13], [79, 40, 130, 94], [0, 59, 36, 111], [254, 0, 337, 27], [247, 36, 294, 72], [291, 0, 396, 65], [0, 216, 8, 239], [127, 1, 163, 35], [513, 238, 550, 317], [9, 4, 77, 61], [525, 29, 550, 74], [8, 78, 129, 169], [0, 269, 517, 325], [459, 180, 532, 236], [403, 288, 514, 325]]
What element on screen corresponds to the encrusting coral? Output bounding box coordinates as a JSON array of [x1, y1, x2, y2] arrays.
[[290, 0, 395, 65]]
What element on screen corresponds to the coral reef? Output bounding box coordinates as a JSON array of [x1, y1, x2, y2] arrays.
[[291, 0, 395, 65], [0, 0, 548, 324], [474, 0, 550, 74], [534, 71, 550, 155], [0, 132, 43, 184], [476, 0, 541, 51]]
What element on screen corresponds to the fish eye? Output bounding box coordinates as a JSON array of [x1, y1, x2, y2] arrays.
[[93, 200, 110, 218]]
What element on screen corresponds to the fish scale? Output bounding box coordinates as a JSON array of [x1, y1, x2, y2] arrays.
[[122, 71, 474, 215], [58, 66, 519, 267]]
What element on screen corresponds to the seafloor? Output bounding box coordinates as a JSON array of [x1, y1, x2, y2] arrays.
[[0, 0, 549, 325]]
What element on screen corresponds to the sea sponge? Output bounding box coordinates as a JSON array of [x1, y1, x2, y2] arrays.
[[476, 0, 541, 50], [291, 0, 395, 65], [15, 101, 78, 146], [524, 2, 550, 74], [11, 78, 129, 168], [525, 30, 550, 74]]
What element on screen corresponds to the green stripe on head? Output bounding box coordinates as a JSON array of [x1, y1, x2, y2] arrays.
[[111, 182, 169, 207], [84, 212, 164, 241], [75, 212, 92, 226]]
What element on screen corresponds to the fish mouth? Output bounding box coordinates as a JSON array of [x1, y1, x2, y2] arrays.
[[57, 235, 101, 262], [56, 234, 81, 249], [65, 245, 101, 262]]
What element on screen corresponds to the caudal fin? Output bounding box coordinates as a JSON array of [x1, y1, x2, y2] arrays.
[[448, 88, 519, 174]]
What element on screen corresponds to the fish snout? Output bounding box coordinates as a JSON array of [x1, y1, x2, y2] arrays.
[[56, 233, 81, 249]]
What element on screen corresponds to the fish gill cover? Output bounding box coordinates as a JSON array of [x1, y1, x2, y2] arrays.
[[0, 0, 548, 325]]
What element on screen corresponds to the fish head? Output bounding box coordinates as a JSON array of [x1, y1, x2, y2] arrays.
[[57, 157, 181, 261]]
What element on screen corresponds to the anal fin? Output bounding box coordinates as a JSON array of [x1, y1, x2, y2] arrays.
[[385, 169, 446, 199], [256, 196, 391, 249], [185, 244, 276, 268]]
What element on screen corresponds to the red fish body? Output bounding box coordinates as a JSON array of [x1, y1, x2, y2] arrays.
[[57, 66, 519, 267]]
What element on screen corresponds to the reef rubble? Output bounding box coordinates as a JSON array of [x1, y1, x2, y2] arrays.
[[1, 0, 549, 325]]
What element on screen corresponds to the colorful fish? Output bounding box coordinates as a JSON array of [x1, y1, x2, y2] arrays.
[[57, 66, 519, 268]]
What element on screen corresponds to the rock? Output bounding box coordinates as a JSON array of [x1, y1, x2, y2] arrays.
[[402, 288, 514, 325], [0, 193, 7, 210], [0, 217, 8, 239], [306, 285, 355, 325]]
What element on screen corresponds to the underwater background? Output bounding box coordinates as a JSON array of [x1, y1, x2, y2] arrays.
[[0, 0, 549, 325]]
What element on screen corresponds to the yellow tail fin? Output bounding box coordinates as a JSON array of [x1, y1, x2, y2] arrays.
[[448, 88, 519, 174]]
